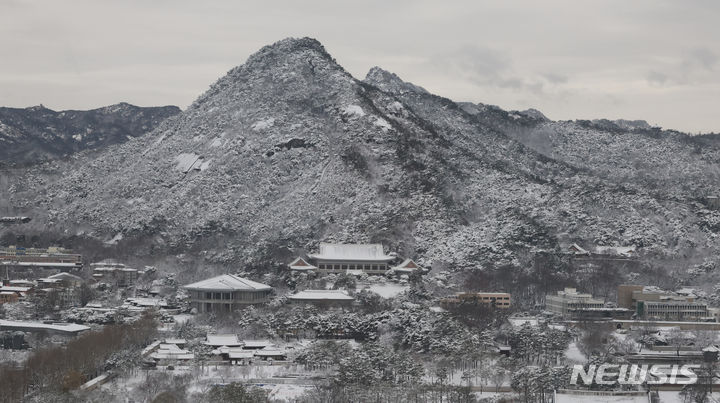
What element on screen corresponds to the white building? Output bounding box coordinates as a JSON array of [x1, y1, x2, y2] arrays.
[[545, 288, 604, 317], [184, 274, 273, 313]]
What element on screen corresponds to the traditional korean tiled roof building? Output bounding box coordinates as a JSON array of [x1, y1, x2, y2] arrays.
[[306, 243, 395, 274], [288, 289, 354, 307]]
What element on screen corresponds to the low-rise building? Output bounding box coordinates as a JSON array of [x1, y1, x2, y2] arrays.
[[0, 319, 89, 337], [184, 274, 273, 313], [8, 279, 34, 288], [0, 285, 32, 298], [147, 343, 194, 365], [0, 291, 19, 304], [440, 292, 512, 309], [545, 288, 604, 317], [288, 257, 317, 272], [390, 259, 422, 274], [35, 272, 85, 307], [618, 285, 711, 321], [0, 246, 82, 270], [567, 307, 634, 321], [205, 334, 242, 348], [91, 263, 138, 287], [288, 289, 355, 308], [637, 300, 710, 321]]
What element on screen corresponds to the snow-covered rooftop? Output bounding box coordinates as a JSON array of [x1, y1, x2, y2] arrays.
[[183, 274, 272, 291], [288, 257, 317, 271], [595, 245, 636, 257], [0, 286, 31, 292], [124, 297, 170, 308], [206, 334, 242, 347], [309, 243, 394, 262], [242, 340, 273, 348], [45, 272, 84, 282], [254, 347, 287, 357], [568, 243, 589, 255], [228, 350, 255, 359], [391, 258, 421, 272], [0, 320, 89, 334], [289, 289, 354, 301], [8, 279, 34, 285], [10, 262, 80, 267]]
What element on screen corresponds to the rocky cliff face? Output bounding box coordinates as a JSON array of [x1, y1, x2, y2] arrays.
[[5, 37, 720, 274], [0, 103, 180, 166]]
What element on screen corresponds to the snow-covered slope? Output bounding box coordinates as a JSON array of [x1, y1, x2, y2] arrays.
[[0, 103, 180, 166], [5, 37, 720, 273]]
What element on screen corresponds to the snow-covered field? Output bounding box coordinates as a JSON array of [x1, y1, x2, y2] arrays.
[[358, 282, 408, 298], [564, 342, 586, 363]]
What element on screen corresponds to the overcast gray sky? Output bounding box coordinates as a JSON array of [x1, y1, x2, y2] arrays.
[[1, 0, 718, 133]]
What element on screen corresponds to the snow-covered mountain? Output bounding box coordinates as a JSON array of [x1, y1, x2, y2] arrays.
[[4, 37, 720, 274], [0, 103, 180, 166]]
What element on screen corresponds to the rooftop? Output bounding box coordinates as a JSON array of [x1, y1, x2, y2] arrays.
[[289, 289, 354, 301], [0, 320, 90, 334], [205, 334, 242, 347], [0, 286, 31, 292], [288, 257, 317, 271], [391, 258, 421, 272], [46, 272, 84, 282], [183, 274, 272, 291], [241, 340, 274, 348], [309, 243, 395, 262], [254, 348, 286, 357]]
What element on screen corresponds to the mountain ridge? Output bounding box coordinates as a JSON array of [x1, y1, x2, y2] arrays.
[[0, 102, 181, 167], [4, 37, 720, 286]]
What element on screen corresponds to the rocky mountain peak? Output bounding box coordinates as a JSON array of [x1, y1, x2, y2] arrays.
[[364, 66, 429, 95], [190, 37, 352, 113]]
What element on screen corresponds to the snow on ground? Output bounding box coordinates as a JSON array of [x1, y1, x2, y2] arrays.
[[104, 232, 123, 245], [508, 317, 541, 327], [373, 117, 392, 131], [252, 117, 275, 131], [555, 391, 648, 402], [174, 153, 201, 172], [388, 101, 404, 113], [342, 104, 365, 117], [263, 384, 314, 401], [564, 342, 586, 363], [474, 391, 514, 401], [104, 362, 331, 400], [358, 282, 408, 298], [172, 314, 193, 324], [657, 391, 720, 402]]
